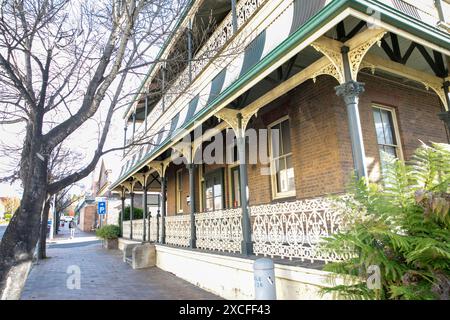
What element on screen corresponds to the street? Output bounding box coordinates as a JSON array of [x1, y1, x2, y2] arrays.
[[21, 224, 220, 300], [0, 225, 6, 240]]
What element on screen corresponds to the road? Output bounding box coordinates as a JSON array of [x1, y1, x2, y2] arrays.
[[0, 225, 6, 240]]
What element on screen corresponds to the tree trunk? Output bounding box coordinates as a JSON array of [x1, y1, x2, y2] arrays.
[[37, 199, 51, 260], [0, 150, 48, 300]]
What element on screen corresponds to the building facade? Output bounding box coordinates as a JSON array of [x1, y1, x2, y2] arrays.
[[109, 0, 450, 298]]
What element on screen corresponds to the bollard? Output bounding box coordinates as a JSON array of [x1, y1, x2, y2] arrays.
[[253, 258, 276, 300]]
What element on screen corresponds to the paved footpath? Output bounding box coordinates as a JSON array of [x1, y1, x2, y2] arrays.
[[21, 225, 220, 300]]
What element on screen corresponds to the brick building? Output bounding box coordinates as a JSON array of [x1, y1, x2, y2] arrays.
[[75, 196, 97, 232], [108, 0, 450, 298]]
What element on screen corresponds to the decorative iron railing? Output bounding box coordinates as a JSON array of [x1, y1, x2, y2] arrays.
[[122, 217, 160, 242], [130, 0, 268, 147], [120, 196, 352, 263], [250, 197, 349, 263], [149, 216, 159, 242], [122, 220, 146, 241], [195, 208, 242, 253], [122, 220, 131, 239], [164, 214, 191, 247]]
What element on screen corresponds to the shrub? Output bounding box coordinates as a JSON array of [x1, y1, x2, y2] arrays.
[[96, 225, 121, 240], [120, 206, 144, 221], [322, 143, 450, 300], [4, 213, 12, 221]]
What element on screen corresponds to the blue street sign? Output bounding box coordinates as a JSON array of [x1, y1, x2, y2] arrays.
[[98, 201, 106, 215]]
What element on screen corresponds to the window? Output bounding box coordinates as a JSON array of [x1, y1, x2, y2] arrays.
[[229, 165, 241, 208], [372, 106, 403, 169], [269, 117, 296, 198], [204, 169, 224, 212], [176, 169, 183, 213]]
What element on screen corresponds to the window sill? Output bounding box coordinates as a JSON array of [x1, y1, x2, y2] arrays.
[[272, 193, 296, 202]]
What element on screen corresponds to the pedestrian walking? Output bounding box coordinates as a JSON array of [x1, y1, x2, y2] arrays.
[[69, 220, 76, 239]]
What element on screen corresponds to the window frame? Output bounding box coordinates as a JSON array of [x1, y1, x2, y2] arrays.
[[203, 168, 224, 212], [175, 168, 184, 214], [372, 104, 404, 163], [198, 164, 204, 212], [268, 115, 296, 200], [228, 164, 241, 208]]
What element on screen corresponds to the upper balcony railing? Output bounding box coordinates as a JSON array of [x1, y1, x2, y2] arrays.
[[125, 0, 449, 159], [378, 0, 449, 27], [130, 0, 267, 145]]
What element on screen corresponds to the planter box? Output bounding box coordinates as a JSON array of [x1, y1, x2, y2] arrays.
[[102, 238, 118, 250]]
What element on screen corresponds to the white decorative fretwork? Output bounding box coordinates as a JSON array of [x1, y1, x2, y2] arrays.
[[148, 215, 160, 242], [131, 219, 144, 241], [250, 197, 349, 263], [128, 0, 268, 152], [122, 221, 131, 239], [195, 208, 243, 253], [165, 214, 191, 247]]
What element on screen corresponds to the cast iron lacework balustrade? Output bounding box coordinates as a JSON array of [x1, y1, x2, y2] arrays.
[[122, 197, 353, 263], [195, 208, 243, 253], [165, 214, 191, 247], [133, 0, 268, 142], [132, 220, 144, 240], [122, 218, 159, 242], [149, 217, 159, 242], [122, 221, 131, 239], [250, 197, 351, 263]]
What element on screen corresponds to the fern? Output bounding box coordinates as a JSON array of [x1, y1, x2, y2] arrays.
[[322, 143, 450, 300]]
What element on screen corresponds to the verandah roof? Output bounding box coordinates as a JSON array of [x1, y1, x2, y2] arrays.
[[110, 0, 450, 191]]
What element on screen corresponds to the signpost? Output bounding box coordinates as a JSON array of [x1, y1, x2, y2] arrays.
[[97, 200, 107, 228], [97, 201, 106, 215]]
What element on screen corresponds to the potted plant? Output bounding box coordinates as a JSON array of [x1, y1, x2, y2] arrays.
[[96, 225, 121, 250]]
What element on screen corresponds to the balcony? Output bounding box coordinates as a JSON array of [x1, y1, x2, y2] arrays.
[[118, 0, 450, 183], [124, 0, 268, 154]]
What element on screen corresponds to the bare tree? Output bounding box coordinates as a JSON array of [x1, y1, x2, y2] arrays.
[[37, 142, 83, 259], [0, 0, 187, 299]]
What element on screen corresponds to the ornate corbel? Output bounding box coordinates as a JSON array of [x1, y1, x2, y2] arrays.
[[134, 173, 147, 189], [349, 30, 386, 80], [121, 181, 133, 193], [311, 41, 345, 84], [311, 62, 343, 84], [215, 108, 254, 135], [422, 81, 448, 110], [215, 108, 240, 133]]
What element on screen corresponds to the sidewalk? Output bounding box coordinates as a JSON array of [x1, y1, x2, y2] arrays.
[[48, 223, 97, 246], [21, 224, 220, 300]]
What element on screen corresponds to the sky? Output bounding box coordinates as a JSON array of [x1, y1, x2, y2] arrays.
[[0, 0, 186, 199]]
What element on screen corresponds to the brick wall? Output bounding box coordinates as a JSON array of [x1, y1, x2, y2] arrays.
[[356, 73, 448, 182], [162, 72, 449, 211], [79, 205, 96, 232]]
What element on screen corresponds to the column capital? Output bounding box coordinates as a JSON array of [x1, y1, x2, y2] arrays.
[[335, 80, 365, 104]]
